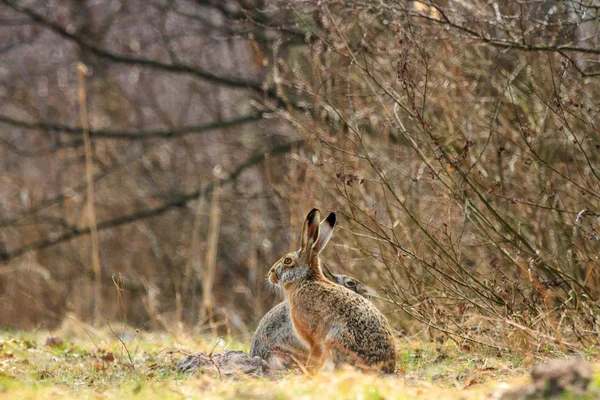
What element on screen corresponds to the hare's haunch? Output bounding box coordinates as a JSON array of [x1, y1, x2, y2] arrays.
[[267, 209, 396, 373]]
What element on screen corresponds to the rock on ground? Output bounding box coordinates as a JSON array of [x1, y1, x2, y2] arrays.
[[177, 350, 271, 378], [499, 358, 592, 399]]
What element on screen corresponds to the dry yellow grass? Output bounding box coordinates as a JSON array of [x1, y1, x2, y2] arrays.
[[3, 322, 599, 399]]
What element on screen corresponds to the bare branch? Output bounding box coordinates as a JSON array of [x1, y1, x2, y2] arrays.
[[0, 140, 303, 263], [1, 0, 267, 90], [0, 112, 270, 141]]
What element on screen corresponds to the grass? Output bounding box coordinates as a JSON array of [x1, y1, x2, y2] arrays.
[[0, 322, 598, 399]]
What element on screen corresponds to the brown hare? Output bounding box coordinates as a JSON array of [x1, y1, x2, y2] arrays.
[[268, 209, 396, 373], [249, 268, 371, 367]]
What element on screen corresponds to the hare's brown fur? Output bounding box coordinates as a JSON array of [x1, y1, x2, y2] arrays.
[[268, 209, 396, 373], [249, 272, 370, 367], [288, 269, 395, 372]]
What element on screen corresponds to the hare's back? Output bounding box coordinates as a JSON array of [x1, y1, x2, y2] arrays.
[[314, 283, 392, 334], [250, 301, 296, 358], [254, 301, 290, 334], [339, 294, 393, 338]]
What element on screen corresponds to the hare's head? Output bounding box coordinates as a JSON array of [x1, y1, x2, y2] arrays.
[[335, 274, 372, 299], [321, 264, 372, 299], [268, 208, 336, 289]]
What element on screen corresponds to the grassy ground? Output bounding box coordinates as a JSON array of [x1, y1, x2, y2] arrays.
[[0, 322, 598, 399]]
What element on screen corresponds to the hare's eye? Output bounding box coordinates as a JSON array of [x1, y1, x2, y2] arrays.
[[346, 280, 356, 287], [284, 257, 293, 264]]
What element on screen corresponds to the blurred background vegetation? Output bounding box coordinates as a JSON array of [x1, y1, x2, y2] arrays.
[[0, 0, 599, 354]]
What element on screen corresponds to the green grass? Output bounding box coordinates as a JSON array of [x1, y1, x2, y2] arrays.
[[0, 326, 598, 399]]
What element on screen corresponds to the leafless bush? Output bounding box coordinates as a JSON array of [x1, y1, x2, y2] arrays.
[[0, 0, 599, 353]]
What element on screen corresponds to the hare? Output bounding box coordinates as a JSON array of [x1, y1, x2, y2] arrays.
[[249, 268, 370, 367], [267, 209, 396, 373]]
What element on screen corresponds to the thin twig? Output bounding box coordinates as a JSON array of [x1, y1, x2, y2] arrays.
[[77, 62, 102, 325], [107, 321, 136, 371], [208, 337, 223, 380]]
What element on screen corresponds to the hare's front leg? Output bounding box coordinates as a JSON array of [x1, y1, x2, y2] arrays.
[[306, 343, 326, 373]]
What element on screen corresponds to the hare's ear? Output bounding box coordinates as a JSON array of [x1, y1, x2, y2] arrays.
[[320, 261, 336, 282], [301, 208, 321, 251], [315, 212, 336, 254]]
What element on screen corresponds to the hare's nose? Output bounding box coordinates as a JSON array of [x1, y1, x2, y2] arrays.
[[268, 265, 280, 284]]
